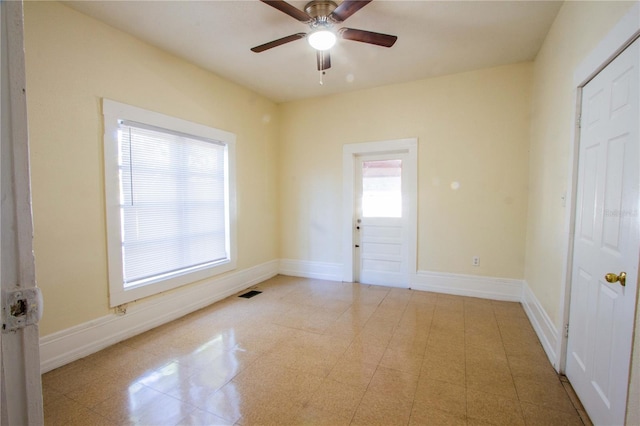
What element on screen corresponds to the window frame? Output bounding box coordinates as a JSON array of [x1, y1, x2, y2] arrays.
[[103, 99, 237, 307]]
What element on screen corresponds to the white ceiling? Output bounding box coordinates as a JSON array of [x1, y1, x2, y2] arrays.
[[63, 0, 563, 103]]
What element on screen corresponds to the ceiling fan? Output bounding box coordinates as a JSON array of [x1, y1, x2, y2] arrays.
[[251, 0, 398, 72]]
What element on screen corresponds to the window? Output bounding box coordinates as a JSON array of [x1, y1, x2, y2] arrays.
[[103, 99, 236, 306], [361, 159, 402, 218]]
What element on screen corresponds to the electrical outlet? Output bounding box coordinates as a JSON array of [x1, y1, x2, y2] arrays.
[[472, 256, 480, 266]]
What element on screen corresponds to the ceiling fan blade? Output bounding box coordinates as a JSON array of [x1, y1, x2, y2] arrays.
[[260, 0, 312, 23], [251, 33, 307, 53], [330, 0, 372, 23], [339, 28, 397, 47], [317, 50, 331, 71]]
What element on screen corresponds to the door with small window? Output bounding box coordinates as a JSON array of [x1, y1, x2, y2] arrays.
[[355, 154, 409, 287]]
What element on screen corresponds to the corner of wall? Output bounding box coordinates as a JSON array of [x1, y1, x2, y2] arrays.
[[522, 280, 561, 370]]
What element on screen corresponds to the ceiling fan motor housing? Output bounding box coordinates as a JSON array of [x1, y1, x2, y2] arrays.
[[305, 1, 338, 21]]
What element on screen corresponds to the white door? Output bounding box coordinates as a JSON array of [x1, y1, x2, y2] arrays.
[[566, 38, 639, 426], [342, 139, 417, 287], [355, 154, 409, 287]]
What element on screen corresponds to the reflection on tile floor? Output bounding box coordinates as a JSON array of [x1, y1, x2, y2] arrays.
[[43, 276, 591, 425]]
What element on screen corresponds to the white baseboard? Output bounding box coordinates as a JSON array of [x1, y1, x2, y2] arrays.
[[40, 259, 562, 376], [276, 262, 524, 302], [412, 270, 524, 302], [522, 280, 560, 370], [39, 260, 279, 373], [278, 258, 342, 282]]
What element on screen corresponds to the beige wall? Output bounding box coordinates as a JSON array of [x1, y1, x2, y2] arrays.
[[525, 1, 636, 328], [23, 2, 280, 336], [279, 63, 532, 279]]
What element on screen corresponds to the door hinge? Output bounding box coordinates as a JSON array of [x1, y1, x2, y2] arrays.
[[577, 115, 582, 129], [564, 323, 570, 338], [2, 288, 43, 333]]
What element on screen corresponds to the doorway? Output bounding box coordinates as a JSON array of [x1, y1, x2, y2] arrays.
[[565, 37, 639, 426], [342, 139, 417, 287]]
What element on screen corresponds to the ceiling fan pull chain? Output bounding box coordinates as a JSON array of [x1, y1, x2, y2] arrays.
[[319, 70, 324, 85]]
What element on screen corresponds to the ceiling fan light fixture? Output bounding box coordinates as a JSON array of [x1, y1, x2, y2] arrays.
[[308, 29, 336, 50]]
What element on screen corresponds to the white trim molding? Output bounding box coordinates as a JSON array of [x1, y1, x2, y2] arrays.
[[522, 281, 560, 370], [276, 261, 525, 303], [39, 258, 560, 377], [40, 260, 278, 373], [573, 2, 640, 87], [412, 270, 524, 302], [1, 1, 45, 422], [276, 261, 525, 302], [278, 258, 342, 282]]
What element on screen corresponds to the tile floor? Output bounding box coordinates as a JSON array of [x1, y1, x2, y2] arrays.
[[43, 276, 591, 425]]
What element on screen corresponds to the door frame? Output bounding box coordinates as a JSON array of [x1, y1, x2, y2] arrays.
[[0, 1, 44, 424], [342, 138, 418, 284], [558, 0, 640, 411]]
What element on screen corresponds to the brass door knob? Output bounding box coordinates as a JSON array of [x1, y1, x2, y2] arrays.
[[604, 272, 626, 287]]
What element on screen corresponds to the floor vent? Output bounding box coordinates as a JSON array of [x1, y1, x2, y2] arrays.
[[238, 290, 262, 299]]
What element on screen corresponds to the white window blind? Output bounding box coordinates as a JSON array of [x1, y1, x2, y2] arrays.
[[117, 120, 229, 288]]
